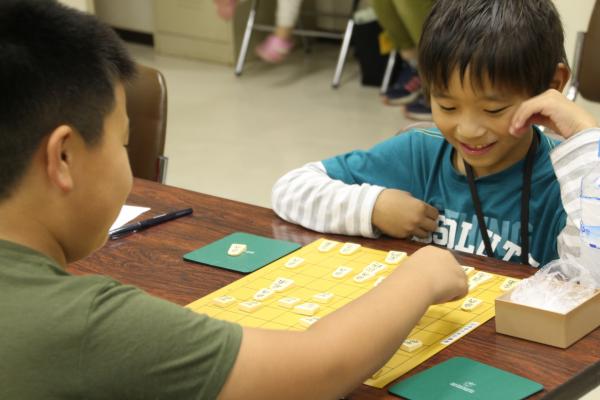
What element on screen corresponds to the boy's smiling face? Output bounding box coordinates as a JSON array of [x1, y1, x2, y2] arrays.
[[431, 68, 534, 177]]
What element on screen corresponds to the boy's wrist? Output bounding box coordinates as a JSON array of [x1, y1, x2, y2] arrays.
[[371, 189, 390, 231], [560, 126, 600, 143], [364, 185, 387, 238], [573, 121, 599, 137]]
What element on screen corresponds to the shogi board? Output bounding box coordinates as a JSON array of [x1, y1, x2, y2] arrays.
[[186, 238, 519, 388]]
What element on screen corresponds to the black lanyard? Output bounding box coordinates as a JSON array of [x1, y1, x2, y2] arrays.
[[463, 133, 538, 265]]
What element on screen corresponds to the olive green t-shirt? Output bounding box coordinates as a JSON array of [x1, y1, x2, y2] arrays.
[[0, 240, 242, 399]]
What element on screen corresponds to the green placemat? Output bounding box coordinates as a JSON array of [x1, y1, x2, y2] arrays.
[[389, 357, 543, 400], [183, 232, 301, 274]]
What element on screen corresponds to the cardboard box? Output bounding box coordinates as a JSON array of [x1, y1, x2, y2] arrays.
[[495, 285, 600, 348]]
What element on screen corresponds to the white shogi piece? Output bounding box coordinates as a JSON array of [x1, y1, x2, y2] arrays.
[[294, 302, 320, 316], [385, 250, 407, 265], [468, 271, 493, 291], [461, 266, 475, 275], [339, 242, 361, 255], [284, 257, 304, 269], [253, 288, 274, 301], [373, 276, 386, 287], [270, 277, 295, 292], [227, 243, 247, 256], [212, 295, 236, 307], [313, 292, 334, 304], [353, 271, 375, 283], [278, 297, 301, 309], [460, 297, 483, 311], [500, 278, 520, 291], [298, 316, 320, 328], [238, 300, 262, 313], [332, 266, 353, 279], [318, 240, 338, 253], [363, 261, 387, 275], [401, 338, 422, 352]]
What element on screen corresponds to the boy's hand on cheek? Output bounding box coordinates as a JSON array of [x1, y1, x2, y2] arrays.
[[372, 189, 439, 239], [509, 89, 598, 139]]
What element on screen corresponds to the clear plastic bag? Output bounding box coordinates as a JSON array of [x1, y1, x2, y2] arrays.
[[510, 258, 598, 314]]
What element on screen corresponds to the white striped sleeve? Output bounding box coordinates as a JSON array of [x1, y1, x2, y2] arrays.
[[271, 161, 385, 238], [550, 128, 600, 259]]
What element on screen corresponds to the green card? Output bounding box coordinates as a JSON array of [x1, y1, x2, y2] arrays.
[[183, 232, 301, 274], [388, 357, 543, 400]]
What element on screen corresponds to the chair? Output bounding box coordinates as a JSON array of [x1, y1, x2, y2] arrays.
[[565, 0, 600, 102], [235, 0, 360, 88], [125, 64, 168, 183], [380, 49, 397, 94]]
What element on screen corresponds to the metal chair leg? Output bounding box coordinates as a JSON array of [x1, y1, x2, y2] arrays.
[[566, 31, 585, 101], [157, 156, 168, 184], [380, 50, 397, 95], [331, 0, 359, 88], [332, 18, 354, 88], [235, 0, 258, 76]]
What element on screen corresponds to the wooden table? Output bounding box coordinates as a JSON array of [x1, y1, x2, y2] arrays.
[[69, 179, 600, 399]]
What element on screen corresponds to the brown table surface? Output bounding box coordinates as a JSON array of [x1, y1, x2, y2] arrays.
[[69, 179, 600, 399]]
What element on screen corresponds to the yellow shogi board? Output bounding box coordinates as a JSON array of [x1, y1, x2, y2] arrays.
[[186, 238, 519, 388]]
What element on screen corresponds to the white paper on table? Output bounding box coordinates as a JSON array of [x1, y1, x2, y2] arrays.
[[109, 205, 151, 231]]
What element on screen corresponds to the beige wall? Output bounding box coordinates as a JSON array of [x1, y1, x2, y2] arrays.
[[58, 0, 94, 13], [554, 0, 600, 120], [94, 0, 153, 33]]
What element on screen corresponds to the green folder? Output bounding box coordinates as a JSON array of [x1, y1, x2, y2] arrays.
[[388, 357, 543, 400], [183, 232, 301, 274]]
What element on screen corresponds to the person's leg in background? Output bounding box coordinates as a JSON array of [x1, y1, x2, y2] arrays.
[[214, 0, 238, 20], [256, 0, 303, 63], [392, 0, 435, 120], [214, 0, 302, 63], [372, 0, 420, 106], [373, 0, 434, 120]]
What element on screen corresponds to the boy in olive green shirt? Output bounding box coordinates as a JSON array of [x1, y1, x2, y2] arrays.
[[1, 240, 241, 398], [0, 1, 468, 399]]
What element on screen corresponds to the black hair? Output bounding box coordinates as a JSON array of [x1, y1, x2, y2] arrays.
[[0, 0, 135, 199], [418, 0, 568, 98]]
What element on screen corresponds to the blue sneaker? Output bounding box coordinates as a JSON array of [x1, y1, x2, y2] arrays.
[[383, 62, 421, 106], [404, 93, 432, 121]]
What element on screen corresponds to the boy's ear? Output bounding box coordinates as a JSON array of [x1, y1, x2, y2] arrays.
[[46, 125, 76, 192], [549, 62, 570, 92]]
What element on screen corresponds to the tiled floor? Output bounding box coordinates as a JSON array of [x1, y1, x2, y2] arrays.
[[127, 42, 412, 207]]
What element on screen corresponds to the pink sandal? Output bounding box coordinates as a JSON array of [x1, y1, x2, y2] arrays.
[[255, 34, 294, 63], [214, 0, 238, 20]]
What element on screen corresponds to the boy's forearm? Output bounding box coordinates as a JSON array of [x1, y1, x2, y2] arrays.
[[272, 162, 384, 237], [305, 267, 434, 396], [219, 268, 434, 400]]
